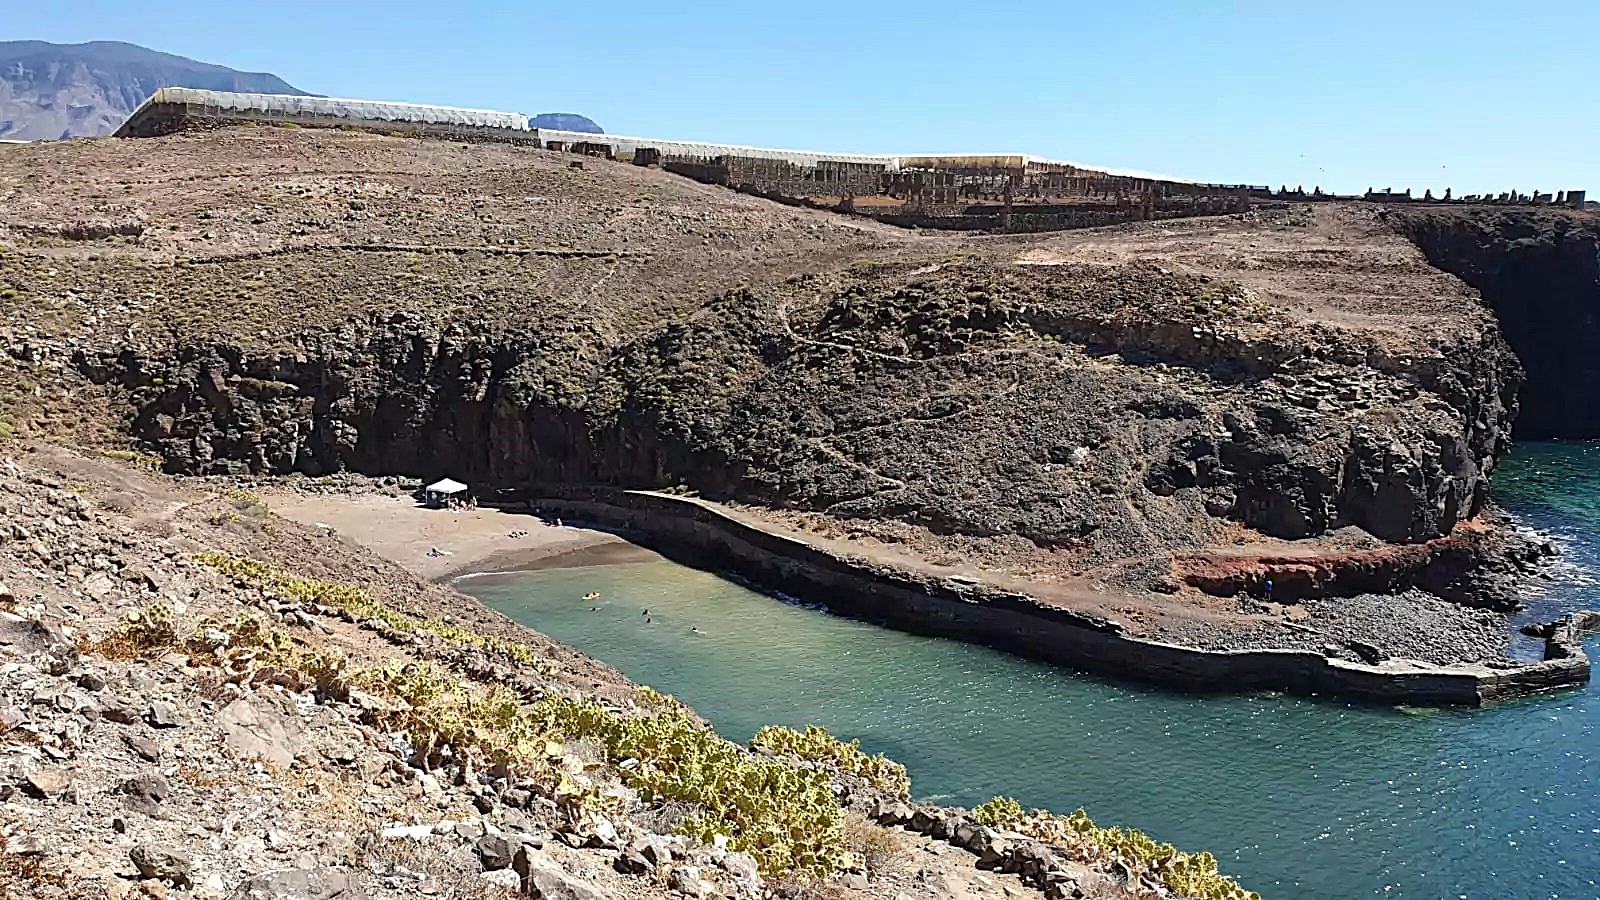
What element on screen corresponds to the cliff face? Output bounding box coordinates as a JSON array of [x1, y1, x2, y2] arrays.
[[0, 130, 1532, 573], [1389, 207, 1600, 439], [82, 257, 1519, 559]]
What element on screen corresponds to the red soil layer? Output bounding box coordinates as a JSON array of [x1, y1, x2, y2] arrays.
[[1174, 520, 1491, 602]]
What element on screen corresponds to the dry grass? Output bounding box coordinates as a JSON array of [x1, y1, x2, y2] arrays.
[[0, 842, 100, 900], [843, 814, 907, 878], [173, 760, 224, 789], [281, 767, 369, 836]]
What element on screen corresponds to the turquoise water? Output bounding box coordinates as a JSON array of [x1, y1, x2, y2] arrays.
[[463, 443, 1600, 899]]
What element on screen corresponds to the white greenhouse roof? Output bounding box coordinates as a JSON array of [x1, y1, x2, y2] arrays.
[[531, 127, 898, 168], [140, 87, 530, 131], [124, 88, 1205, 184]]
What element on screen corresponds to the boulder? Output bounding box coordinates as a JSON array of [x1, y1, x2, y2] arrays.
[[668, 865, 712, 898], [120, 771, 173, 816], [22, 767, 71, 798], [218, 697, 303, 770], [513, 846, 607, 900], [908, 807, 940, 833], [227, 867, 363, 900], [130, 845, 192, 886], [99, 694, 141, 724], [476, 833, 517, 871], [970, 828, 1010, 869], [145, 700, 182, 729]]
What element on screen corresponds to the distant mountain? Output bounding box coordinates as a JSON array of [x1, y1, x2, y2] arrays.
[[1, 40, 604, 141], [0, 40, 310, 140], [529, 112, 603, 134]]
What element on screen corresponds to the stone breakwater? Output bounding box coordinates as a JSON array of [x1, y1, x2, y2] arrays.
[[521, 488, 1594, 706]]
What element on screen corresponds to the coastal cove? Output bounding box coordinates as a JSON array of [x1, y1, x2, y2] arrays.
[[460, 442, 1600, 900]]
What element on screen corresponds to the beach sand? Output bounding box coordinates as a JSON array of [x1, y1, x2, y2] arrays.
[[265, 492, 658, 581]]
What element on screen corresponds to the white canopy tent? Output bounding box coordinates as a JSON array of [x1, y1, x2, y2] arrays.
[[423, 478, 470, 508]]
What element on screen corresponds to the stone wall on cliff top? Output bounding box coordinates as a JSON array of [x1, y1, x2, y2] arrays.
[[77, 259, 1521, 559]]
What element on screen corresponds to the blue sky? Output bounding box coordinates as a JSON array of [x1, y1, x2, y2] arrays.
[[11, 1, 1598, 193]]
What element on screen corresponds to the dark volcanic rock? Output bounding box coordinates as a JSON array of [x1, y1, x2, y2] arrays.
[[1390, 206, 1600, 439], [88, 257, 1517, 555]]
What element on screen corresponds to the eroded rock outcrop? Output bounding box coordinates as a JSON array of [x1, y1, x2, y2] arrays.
[[81, 258, 1519, 560]]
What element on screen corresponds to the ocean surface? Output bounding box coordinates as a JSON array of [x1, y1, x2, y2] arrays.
[[462, 442, 1600, 899]]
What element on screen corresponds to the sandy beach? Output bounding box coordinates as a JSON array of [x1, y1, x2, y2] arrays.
[[266, 491, 659, 581]]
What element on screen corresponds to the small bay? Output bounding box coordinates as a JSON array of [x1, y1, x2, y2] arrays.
[[464, 442, 1600, 899]]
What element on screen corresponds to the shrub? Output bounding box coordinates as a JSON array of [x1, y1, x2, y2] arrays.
[[970, 796, 1257, 900], [751, 724, 910, 799], [193, 554, 549, 669], [101, 448, 163, 472], [531, 690, 854, 877]]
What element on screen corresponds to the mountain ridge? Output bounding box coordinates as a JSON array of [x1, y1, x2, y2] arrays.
[[0, 39, 310, 140], [1, 40, 604, 140]]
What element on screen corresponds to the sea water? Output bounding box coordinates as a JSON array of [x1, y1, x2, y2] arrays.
[[463, 442, 1600, 899]]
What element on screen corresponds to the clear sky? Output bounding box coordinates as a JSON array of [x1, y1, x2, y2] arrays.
[[10, 0, 1598, 194]]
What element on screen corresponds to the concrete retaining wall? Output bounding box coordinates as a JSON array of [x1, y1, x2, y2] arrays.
[[520, 488, 1592, 706]]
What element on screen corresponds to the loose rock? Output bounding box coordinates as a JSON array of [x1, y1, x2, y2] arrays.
[[130, 845, 192, 886]]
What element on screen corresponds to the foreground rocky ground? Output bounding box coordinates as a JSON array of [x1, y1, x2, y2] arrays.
[[1, 128, 1579, 669], [1, 445, 1256, 900]]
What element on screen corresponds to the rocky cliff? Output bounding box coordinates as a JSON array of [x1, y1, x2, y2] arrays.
[[1388, 207, 1600, 439], [90, 257, 1518, 559]]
